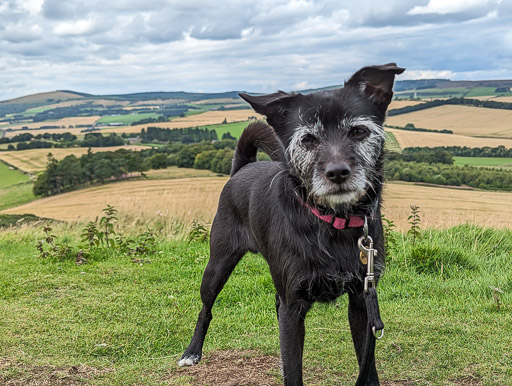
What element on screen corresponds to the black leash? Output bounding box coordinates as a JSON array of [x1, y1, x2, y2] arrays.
[[355, 218, 385, 385]]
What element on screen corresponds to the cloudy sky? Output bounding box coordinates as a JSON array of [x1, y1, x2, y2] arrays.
[[1, 0, 511, 101]]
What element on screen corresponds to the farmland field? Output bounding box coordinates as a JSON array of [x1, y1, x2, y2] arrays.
[[2, 116, 101, 135], [453, 156, 512, 169], [387, 128, 512, 149], [0, 161, 34, 209], [200, 120, 251, 138], [97, 113, 161, 125], [0, 160, 29, 187], [3, 177, 512, 231], [102, 110, 262, 135], [386, 105, 512, 138], [0, 145, 151, 174], [388, 100, 424, 109]]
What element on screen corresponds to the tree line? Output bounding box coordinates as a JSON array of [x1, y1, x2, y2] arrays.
[[386, 123, 453, 134], [402, 145, 512, 158], [1, 132, 126, 151], [32, 139, 240, 197], [385, 160, 512, 191], [388, 97, 512, 116], [140, 126, 219, 143]]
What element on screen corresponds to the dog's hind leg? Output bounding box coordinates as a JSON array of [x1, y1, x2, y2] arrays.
[[348, 290, 380, 385], [277, 298, 311, 385], [178, 223, 247, 367]]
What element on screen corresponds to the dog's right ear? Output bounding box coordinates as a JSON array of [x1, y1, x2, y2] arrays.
[[239, 91, 299, 128]]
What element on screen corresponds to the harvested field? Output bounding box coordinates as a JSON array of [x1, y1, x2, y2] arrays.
[[388, 100, 425, 109], [3, 116, 101, 136], [3, 178, 511, 231], [0, 177, 228, 227], [145, 166, 220, 179], [193, 98, 241, 105], [386, 105, 512, 138], [0, 145, 151, 173], [386, 128, 512, 149], [101, 109, 262, 135]]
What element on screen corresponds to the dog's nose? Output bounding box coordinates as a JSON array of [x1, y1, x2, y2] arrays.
[[325, 163, 351, 184]]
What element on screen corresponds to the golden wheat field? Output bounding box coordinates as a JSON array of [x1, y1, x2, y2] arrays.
[[386, 128, 512, 149], [3, 116, 101, 136], [2, 176, 511, 231], [386, 105, 512, 138], [0, 145, 151, 173], [102, 109, 263, 135], [388, 100, 425, 109], [193, 98, 241, 105]]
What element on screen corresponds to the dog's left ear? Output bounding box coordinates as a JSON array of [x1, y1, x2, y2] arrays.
[[345, 63, 405, 112]]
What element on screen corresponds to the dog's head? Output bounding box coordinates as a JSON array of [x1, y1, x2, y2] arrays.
[[240, 63, 404, 211]]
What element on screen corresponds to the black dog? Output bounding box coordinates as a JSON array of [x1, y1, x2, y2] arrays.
[[179, 64, 404, 385]]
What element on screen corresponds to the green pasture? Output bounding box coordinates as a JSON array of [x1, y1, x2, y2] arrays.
[[98, 113, 161, 126], [0, 223, 510, 384], [200, 120, 251, 139], [0, 161, 35, 210], [384, 131, 401, 153], [0, 161, 30, 188], [454, 156, 512, 169]]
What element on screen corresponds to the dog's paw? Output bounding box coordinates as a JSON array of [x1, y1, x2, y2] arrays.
[[178, 354, 201, 367]]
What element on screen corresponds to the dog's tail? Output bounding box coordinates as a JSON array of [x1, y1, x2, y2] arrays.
[[230, 121, 285, 176]]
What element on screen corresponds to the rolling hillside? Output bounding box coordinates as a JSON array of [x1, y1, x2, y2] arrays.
[[2, 177, 511, 230], [386, 105, 512, 138]]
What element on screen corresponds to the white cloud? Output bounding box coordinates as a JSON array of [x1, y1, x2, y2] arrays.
[[53, 19, 97, 36], [0, 0, 511, 100], [408, 0, 491, 15]]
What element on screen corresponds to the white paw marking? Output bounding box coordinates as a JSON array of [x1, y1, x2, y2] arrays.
[[178, 355, 198, 367]]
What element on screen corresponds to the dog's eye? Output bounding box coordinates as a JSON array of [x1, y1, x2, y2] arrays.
[[349, 126, 369, 139], [301, 134, 319, 148]]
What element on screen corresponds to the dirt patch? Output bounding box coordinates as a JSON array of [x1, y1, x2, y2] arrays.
[[170, 350, 281, 385], [0, 358, 112, 385]]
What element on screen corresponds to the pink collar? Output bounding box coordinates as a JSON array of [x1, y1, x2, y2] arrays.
[[308, 206, 365, 230]]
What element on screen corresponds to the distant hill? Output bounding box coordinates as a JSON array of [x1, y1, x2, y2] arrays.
[[0, 90, 88, 105]]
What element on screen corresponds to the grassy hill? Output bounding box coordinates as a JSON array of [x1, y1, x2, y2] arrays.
[[0, 222, 510, 384]]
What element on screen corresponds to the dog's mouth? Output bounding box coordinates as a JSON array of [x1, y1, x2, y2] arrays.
[[315, 189, 364, 207]]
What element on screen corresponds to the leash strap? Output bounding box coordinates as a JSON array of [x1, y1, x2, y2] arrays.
[[355, 218, 384, 385], [355, 288, 384, 385]]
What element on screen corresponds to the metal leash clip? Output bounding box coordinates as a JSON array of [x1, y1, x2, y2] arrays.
[[358, 216, 378, 294], [358, 216, 384, 339]]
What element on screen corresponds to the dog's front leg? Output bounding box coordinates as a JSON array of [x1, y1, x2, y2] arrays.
[[348, 290, 380, 385], [277, 298, 311, 386]]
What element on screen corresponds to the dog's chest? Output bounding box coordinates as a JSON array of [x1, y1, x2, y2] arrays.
[[293, 247, 363, 303]]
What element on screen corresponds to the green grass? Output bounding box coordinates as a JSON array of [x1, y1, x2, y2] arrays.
[[454, 156, 512, 169], [200, 120, 251, 139], [0, 161, 30, 188], [0, 224, 511, 384], [0, 161, 35, 210], [97, 113, 161, 125], [384, 131, 401, 153], [0, 183, 35, 210]]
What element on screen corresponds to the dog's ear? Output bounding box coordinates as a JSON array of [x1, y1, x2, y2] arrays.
[[239, 91, 299, 128], [345, 63, 405, 112]]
